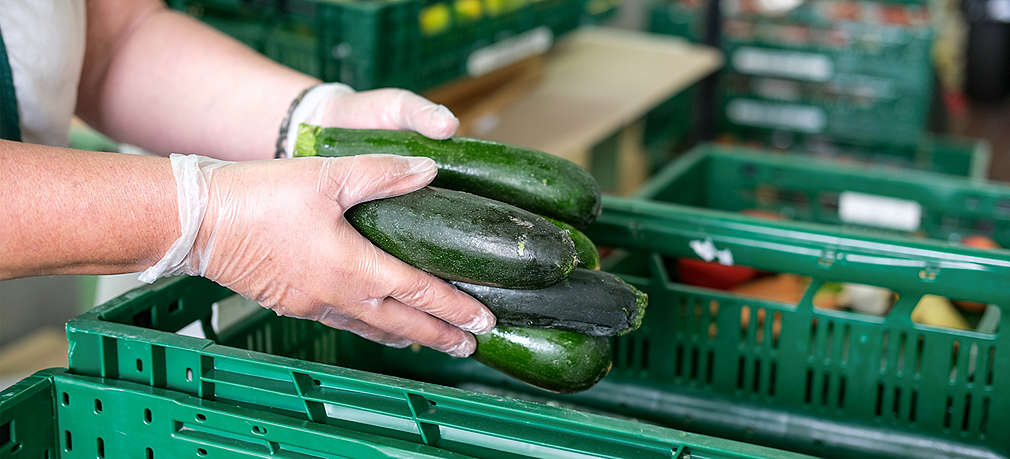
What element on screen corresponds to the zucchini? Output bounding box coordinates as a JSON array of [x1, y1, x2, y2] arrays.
[[346, 186, 577, 289], [453, 269, 647, 336], [473, 326, 612, 393], [295, 125, 602, 227], [544, 217, 599, 270]]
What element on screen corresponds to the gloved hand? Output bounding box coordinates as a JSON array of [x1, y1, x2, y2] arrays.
[[140, 153, 495, 357], [279, 83, 458, 158]]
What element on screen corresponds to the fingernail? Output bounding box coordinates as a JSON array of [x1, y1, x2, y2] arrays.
[[460, 311, 495, 334], [384, 339, 413, 349], [433, 104, 457, 121], [446, 335, 476, 358], [404, 156, 436, 175]]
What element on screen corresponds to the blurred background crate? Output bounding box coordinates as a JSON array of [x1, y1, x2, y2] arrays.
[[170, 0, 589, 91]]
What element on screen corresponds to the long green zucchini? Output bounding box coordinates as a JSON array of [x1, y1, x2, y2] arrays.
[[473, 327, 613, 393], [346, 187, 577, 289], [544, 217, 600, 270], [453, 269, 647, 336], [295, 125, 602, 227]]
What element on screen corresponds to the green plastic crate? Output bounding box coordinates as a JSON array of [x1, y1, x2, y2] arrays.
[[711, 2, 936, 149], [721, 0, 933, 29], [641, 143, 1006, 244], [0, 331, 796, 456], [649, 0, 707, 43], [642, 0, 708, 168], [643, 88, 698, 168], [783, 134, 991, 179], [718, 89, 931, 149], [722, 21, 935, 92], [5, 369, 795, 458], [63, 192, 1010, 457], [173, 0, 585, 91]]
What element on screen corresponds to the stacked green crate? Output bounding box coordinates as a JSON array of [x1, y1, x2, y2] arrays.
[[643, 0, 708, 169], [718, 0, 936, 150], [170, 0, 586, 92]]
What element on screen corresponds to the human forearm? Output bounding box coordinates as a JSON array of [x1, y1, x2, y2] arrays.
[[0, 141, 177, 278], [76, 1, 317, 161]]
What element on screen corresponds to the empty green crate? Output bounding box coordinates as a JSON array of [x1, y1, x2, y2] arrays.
[[63, 190, 1010, 457], [640, 143, 1005, 244], [173, 0, 585, 91]]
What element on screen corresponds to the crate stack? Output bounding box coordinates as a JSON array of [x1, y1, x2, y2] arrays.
[[719, 0, 936, 151], [641, 0, 709, 167], [170, 0, 592, 92], [645, 0, 969, 174]]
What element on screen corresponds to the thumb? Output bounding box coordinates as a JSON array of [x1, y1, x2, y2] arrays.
[[319, 154, 437, 207]]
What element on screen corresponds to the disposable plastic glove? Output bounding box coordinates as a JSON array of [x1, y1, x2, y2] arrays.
[[279, 83, 458, 158], [140, 153, 495, 357]]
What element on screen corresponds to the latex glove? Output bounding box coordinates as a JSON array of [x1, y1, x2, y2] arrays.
[[280, 83, 458, 158], [140, 153, 495, 357]]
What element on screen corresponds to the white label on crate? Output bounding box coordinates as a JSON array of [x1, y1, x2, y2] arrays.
[[690, 238, 735, 265], [467, 27, 553, 77], [726, 99, 826, 133], [838, 191, 922, 232], [732, 47, 833, 82]]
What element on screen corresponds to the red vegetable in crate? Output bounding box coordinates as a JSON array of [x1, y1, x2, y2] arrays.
[[675, 209, 781, 290], [676, 259, 758, 290]]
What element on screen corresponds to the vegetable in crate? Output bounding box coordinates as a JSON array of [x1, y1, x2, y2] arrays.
[[453, 268, 647, 336], [346, 186, 577, 289], [544, 217, 600, 269], [295, 125, 603, 227], [912, 295, 970, 330], [673, 209, 781, 289], [473, 326, 613, 393]]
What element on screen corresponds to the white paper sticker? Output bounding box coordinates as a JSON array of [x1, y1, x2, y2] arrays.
[[732, 47, 833, 82], [467, 27, 553, 77], [838, 191, 922, 231], [690, 238, 735, 265], [726, 99, 826, 133]]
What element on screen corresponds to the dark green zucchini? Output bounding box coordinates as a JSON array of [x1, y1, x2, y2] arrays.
[[452, 269, 647, 336], [347, 186, 577, 289], [473, 326, 612, 393], [295, 125, 602, 227], [544, 217, 599, 270]]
